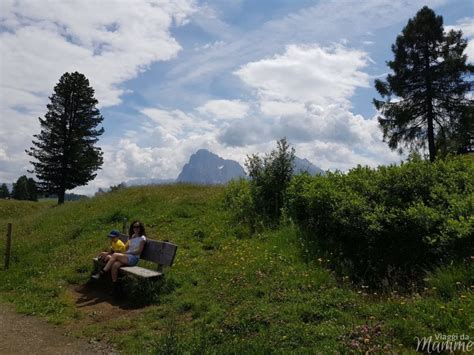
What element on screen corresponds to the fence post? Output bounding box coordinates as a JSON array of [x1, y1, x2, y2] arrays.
[[4, 223, 12, 270], [122, 218, 127, 234]]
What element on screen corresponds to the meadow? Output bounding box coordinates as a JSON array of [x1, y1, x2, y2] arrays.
[[0, 183, 472, 353]]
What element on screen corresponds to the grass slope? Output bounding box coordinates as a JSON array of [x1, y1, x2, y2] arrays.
[[0, 184, 472, 353]]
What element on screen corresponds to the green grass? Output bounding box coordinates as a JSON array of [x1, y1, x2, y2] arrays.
[[0, 184, 472, 353]]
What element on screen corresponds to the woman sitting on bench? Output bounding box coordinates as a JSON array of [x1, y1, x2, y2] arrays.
[[92, 220, 147, 283]]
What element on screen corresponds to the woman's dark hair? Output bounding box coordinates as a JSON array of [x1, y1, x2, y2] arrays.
[[129, 220, 146, 237]]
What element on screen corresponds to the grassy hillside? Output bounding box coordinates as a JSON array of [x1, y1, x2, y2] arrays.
[[0, 184, 472, 353]]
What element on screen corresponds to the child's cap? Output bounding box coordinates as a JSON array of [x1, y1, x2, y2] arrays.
[[107, 230, 120, 238]]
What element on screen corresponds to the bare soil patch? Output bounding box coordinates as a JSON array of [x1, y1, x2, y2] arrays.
[[0, 301, 115, 355]]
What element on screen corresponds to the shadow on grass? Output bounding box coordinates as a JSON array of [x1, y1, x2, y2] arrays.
[[74, 278, 144, 310]]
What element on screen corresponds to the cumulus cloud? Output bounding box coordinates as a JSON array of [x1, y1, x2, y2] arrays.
[[216, 43, 400, 168], [259, 100, 306, 117], [196, 99, 249, 119], [234, 44, 370, 108]]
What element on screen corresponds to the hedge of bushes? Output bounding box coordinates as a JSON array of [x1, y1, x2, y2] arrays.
[[285, 157, 473, 286]]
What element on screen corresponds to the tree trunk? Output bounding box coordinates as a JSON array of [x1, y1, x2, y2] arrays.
[[427, 112, 436, 162], [58, 188, 65, 205], [425, 46, 436, 162]]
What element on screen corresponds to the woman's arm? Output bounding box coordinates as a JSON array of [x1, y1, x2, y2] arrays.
[[136, 238, 146, 256]]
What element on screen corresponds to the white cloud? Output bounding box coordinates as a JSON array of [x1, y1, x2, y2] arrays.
[[1, 0, 195, 106], [140, 108, 214, 138], [196, 99, 249, 119], [259, 100, 306, 117], [235, 44, 370, 108], [219, 43, 400, 169]]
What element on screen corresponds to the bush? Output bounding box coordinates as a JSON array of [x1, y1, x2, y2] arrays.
[[223, 178, 260, 232], [245, 138, 295, 226], [286, 157, 473, 286], [225, 138, 295, 231]]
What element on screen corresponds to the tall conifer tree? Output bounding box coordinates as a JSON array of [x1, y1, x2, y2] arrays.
[[373, 6, 473, 161], [27, 72, 104, 204]]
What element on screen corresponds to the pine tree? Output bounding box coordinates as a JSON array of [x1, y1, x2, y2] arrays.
[[0, 183, 9, 198], [12, 176, 29, 200], [373, 6, 473, 162], [26, 72, 104, 204]]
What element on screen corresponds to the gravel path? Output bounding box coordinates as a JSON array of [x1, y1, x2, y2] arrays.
[[0, 303, 116, 355]]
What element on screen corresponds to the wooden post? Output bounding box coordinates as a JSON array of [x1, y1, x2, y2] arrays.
[[4, 223, 12, 270], [122, 218, 127, 234]]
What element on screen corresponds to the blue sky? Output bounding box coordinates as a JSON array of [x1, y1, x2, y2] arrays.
[[1, 0, 473, 194]]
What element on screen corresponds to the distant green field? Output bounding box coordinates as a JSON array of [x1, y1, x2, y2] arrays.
[[0, 184, 472, 353]]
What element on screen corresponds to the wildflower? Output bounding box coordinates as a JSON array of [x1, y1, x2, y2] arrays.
[[369, 316, 375, 320], [439, 306, 445, 309], [459, 308, 464, 312], [460, 295, 467, 299], [456, 282, 461, 285]]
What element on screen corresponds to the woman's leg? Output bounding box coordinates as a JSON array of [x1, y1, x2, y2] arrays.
[[111, 261, 123, 282], [103, 253, 130, 272]]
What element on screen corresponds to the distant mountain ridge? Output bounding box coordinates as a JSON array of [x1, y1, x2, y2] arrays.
[[177, 149, 246, 184], [120, 149, 323, 188], [293, 156, 324, 175], [125, 178, 175, 186]]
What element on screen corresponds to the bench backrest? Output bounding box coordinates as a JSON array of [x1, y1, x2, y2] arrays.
[[117, 233, 178, 267], [141, 240, 178, 267]]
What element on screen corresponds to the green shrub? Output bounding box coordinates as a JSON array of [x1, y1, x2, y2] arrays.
[[245, 138, 295, 226], [224, 138, 296, 231], [223, 178, 262, 233], [286, 157, 473, 286]]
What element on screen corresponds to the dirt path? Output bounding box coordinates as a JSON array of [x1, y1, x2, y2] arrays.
[[0, 284, 126, 355], [0, 282, 149, 354]]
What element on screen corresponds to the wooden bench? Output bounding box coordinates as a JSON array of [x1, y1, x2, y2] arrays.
[[93, 235, 178, 279]]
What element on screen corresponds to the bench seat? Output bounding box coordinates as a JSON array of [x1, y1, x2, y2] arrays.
[[120, 266, 163, 279]]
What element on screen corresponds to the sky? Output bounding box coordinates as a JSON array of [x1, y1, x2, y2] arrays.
[[0, 0, 473, 195]]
